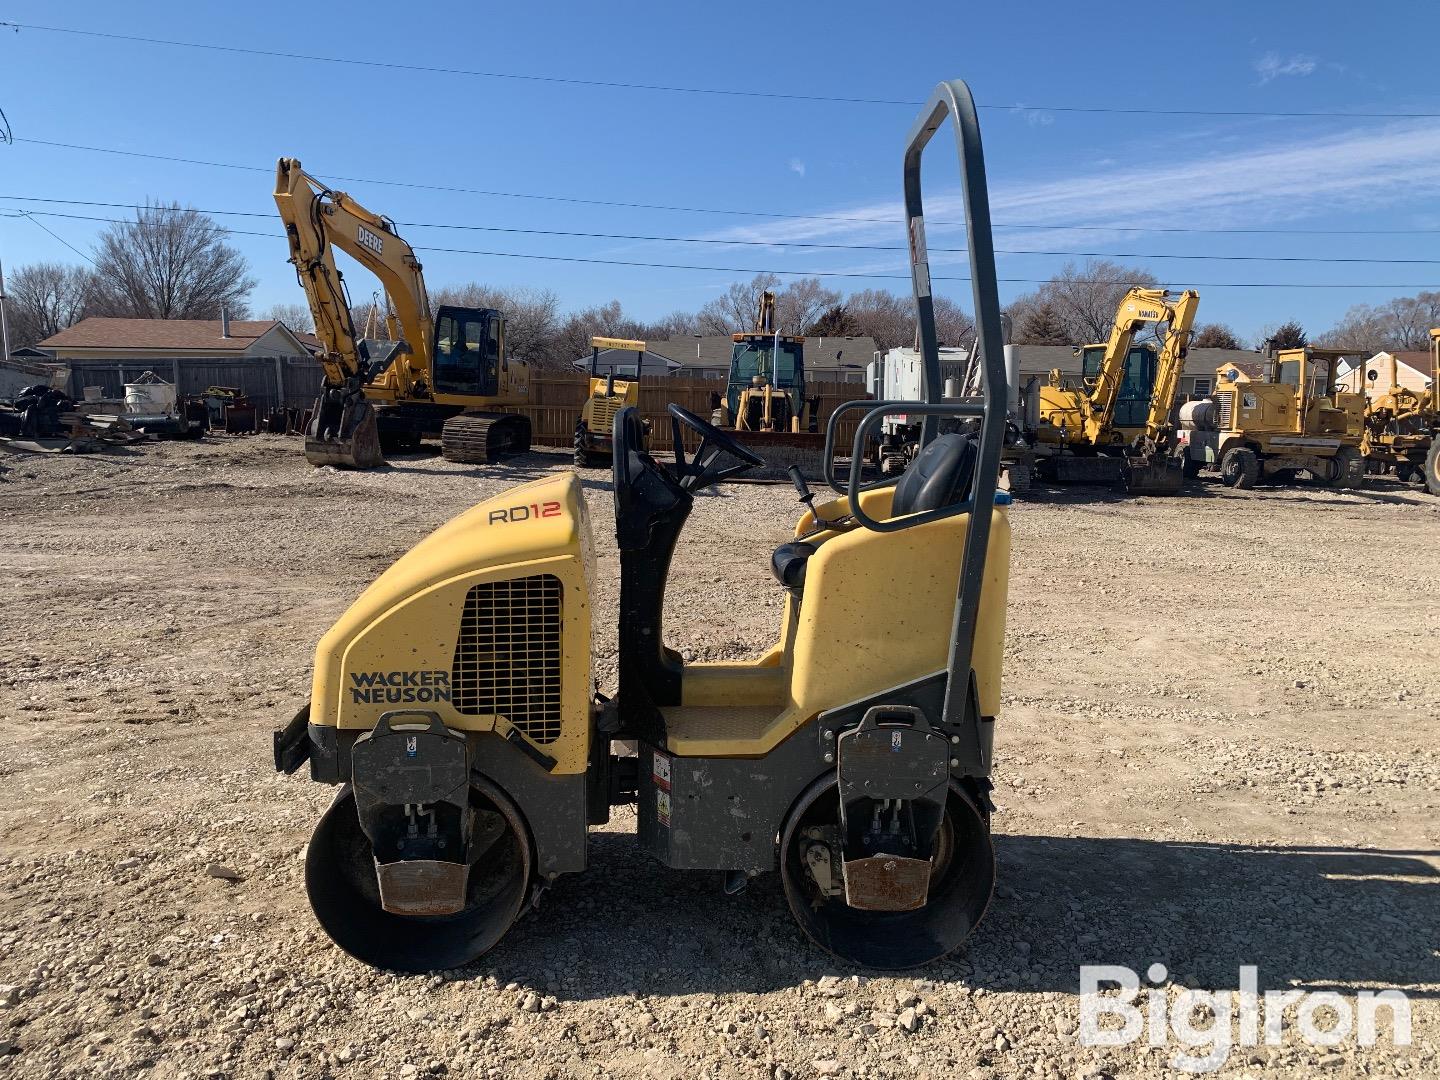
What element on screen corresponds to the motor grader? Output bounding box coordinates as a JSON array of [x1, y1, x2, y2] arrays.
[[1178, 347, 1367, 490], [1359, 330, 1438, 494], [273, 79, 1013, 972]]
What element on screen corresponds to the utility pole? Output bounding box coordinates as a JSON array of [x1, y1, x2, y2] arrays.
[[0, 252, 11, 363]]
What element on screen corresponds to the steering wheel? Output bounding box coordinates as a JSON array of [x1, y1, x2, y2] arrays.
[[667, 403, 765, 468]]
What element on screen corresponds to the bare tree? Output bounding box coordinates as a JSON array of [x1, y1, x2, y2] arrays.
[[776, 277, 842, 334], [90, 202, 256, 319], [697, 273, 781, 335], [7, 262, 94, 346], [262, 302, 315, 335], [431, 283, 561, 367], [1191, 323, 1243, 350], [1017, 258, 1160, 343], [551, 300, 664, 368], [932, 296, 975, 348], [843, 288, 914, 351], [644, 309, 700, 339], [1315, 291, 1440, 353]]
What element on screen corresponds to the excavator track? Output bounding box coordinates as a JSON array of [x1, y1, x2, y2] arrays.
[[440, 412, 533, 465]]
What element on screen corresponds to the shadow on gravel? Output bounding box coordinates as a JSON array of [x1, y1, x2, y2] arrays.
[[467, 833, 1439, 1002], [1012, 481, 1225, 506]]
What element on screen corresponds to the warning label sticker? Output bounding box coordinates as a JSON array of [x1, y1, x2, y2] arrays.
[[651, 751, 671, 790], [656, 789, 671, 828]]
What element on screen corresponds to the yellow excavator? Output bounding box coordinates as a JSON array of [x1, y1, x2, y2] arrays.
[[274, 159, 532, 467], [1034, 287, 1199, 495]]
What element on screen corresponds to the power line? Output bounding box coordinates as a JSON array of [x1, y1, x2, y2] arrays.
[[5, 194, 1440, 266], [4, 210, 96, 266], [5, 207, 1434, 291], [13, 137, 1440, 238], [5, 20, 1440, 120]]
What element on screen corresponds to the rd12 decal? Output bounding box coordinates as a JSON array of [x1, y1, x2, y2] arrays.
[[488, 501, 562, 525]]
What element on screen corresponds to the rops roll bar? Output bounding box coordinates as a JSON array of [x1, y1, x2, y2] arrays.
[[824, 79, 1010, 740]]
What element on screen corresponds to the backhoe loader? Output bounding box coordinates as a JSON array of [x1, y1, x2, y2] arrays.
[[273, 79, 1013, 972], [1033, 287, 1199, 495], [1178, 347, 1367, 490], [710, 292, 827, 478], [274, 159, 532, 468], [1359, 329, 1438, 494]]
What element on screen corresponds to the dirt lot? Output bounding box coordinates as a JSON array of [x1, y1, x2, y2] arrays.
[[0, 435, 1436, 1080]]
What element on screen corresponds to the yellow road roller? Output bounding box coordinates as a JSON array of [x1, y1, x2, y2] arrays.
[[274, 79, 1013, 971]]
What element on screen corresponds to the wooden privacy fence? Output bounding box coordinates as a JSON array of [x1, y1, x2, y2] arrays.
[[64, 360, 873, 452], [511, 373, 874, 453]]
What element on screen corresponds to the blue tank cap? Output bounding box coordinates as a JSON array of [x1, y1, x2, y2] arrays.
[[993, 490, 1013, 506]]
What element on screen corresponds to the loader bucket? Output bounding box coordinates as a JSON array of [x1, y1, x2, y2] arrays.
[[303, 396, 384, 469], [724, 430, 829, 481], [1123, 456, 1184, 496], [303, 779, 531, 971], [779, 777, 994, 969]]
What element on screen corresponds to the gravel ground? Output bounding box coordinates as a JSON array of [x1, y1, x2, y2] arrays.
[[0, 434, 1436, 1080]]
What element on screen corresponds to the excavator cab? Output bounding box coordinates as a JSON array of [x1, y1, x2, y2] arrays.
[[431, 307, 504, 398], [274, 78, 1012, 973]]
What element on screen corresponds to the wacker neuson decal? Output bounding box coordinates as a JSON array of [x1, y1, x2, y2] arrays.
[[349, 671, 452, 704]]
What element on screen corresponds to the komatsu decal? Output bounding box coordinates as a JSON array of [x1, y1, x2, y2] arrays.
[[350, 670, 452, 704]]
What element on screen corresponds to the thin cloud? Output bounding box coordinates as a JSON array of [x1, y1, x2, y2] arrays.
[[1010, 104, 1054, 127], [1254, 51, 1318, 84], [697, 120, 1440, 271], [788, 157, 806, 177]]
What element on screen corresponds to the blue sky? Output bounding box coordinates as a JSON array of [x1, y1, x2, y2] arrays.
[[3, 0, 1440, 344]]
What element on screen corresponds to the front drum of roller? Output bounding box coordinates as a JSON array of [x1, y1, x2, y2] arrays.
[[303, 776, 532, 972]]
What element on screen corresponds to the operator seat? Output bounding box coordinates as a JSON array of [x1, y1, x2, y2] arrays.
[[770, 432, 979, 592]]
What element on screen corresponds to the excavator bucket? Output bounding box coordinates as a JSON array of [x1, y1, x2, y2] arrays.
[[304, 394, 384, 469], [1123, 456, 1184, 496]]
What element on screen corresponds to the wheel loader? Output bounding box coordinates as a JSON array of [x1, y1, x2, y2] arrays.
[[274, 79, 1012, 972], [1178, 347, 1367, 490]]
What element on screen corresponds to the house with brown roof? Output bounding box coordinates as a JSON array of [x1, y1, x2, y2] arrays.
[[37, 315, 315, 361], [35, 315, 323, 412]]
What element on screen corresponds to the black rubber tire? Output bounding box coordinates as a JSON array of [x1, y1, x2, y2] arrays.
[[1325, 446, 1366, 489], [1425, 441, 1440, 497], [1219, 447, 1259, 489], [779, 777, 994, 970]]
